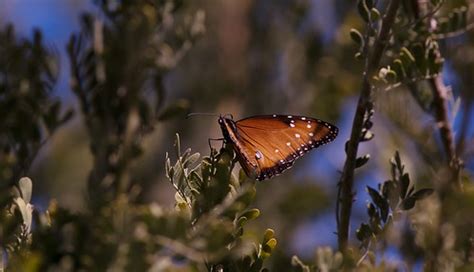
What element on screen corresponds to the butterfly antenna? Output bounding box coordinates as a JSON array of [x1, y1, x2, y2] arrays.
[[186, 113, 220, 119]]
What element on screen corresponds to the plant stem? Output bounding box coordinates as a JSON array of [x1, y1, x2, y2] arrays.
[[414, 1, 462, 268], [337, 0, 401, 252], [428, 58, 461, 189], [415, 0, 461, 186], [429, 77, 456, 161]]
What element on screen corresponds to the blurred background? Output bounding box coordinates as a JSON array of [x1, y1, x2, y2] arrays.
[[1, 0, 473, 268]]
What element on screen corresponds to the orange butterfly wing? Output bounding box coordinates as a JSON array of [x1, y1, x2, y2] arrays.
[[231, 115, 338, 180]]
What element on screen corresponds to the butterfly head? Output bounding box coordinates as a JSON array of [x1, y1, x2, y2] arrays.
[[218, 115, 238, 142]]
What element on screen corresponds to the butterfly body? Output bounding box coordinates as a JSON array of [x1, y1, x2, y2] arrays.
[[218, 115, 338, 181]]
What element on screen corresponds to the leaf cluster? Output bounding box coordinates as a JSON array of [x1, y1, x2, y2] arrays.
[[356, 151, 434, 247], [0, 25, 72, 268], [66, 0, 204, 206], [0, 25, 71, 185], [165, 134, 277, 271]]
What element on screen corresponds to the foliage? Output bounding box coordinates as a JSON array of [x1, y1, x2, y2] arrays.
[[336, 0, 472, 269], [356, 152, 433, 253], [66, 0, 204, 207], [1, 0, 474, 271], [0, 24, 70, 268], [0, 25, 71, 185], [164, 134, 276, 271]]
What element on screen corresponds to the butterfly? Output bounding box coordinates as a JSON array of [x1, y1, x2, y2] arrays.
[[218, 114, 338, 180]]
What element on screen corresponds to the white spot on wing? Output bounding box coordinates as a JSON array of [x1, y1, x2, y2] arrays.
[[275, 149, 279, 153], [307, 124, 311, 128], [272, 114, 277, 117], [286, 142, 291, 146], [301, 117, 306, 120], [309, 132, 314, 137], [255, 151, 263, 160], [290, 123, 295, 128], [288, 115, 293, 118], [295, 133, 301, 138]]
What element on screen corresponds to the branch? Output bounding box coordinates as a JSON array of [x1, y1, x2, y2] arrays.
[[337, 0, 401, 252], [429, 77, 455, 161], [414, 0, 461, 187], [412, 0, 462, 268], [433, 23, 474, 40]]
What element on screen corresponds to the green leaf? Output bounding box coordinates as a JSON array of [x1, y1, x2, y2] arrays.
[[400, 196, 416, 210], [241, 208, 260, 221], [249, 258, 263, 272], [370, 8, 381, 21], [438, 18, 450, 33], [392, 151, 403, 174], [449, 10, 460, 30], [235, 187, 257, 208], [407, 185, 415, 197], [357, 0, 371, 22], [355, 154, 370, 168], [350, 28, 364, 47], [237, 216, 248, 227], [382, 180, 395, 199], [386, 69, 397, 83], [356, 223, 373, 241], [400, 173, 410, 199], [184, 152, 200, 168], [19, 177, 33, 203], [392, 59, 406, 80], [263, 228, 274, 244], [366, 186, 384, 209], [361, 130, 374, 141], [242, 255, 252, 270], [261, 238, 277, 257], [400, 47, 415, 64], [412, 44, 427, 75], [457, 7, 468, 29], [411, 188, 434, 200], [14, 197, 33, 231], [367, 202, 377, 218], [366, 186, 389, 222], [291, 255, 310, 272]]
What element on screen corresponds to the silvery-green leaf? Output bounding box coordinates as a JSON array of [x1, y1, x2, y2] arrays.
[[19, 177, 33, 203]]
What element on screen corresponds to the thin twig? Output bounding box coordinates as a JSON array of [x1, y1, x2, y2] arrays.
[[356, 240, 372, 266], [384, 73, 439, 91], [155, 235, 209, 262], [433, 23, 474, 40], [337, 0, 401, 252], [399, 1, 443, 31]]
